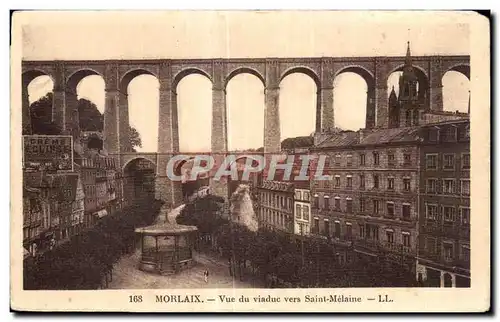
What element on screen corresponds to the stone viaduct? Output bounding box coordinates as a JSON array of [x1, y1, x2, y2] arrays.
[[22, 55, 470, 206]]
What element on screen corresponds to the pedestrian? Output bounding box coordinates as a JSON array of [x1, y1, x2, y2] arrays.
[[49, 236, 56, 251], [31, 242, 37, 257], [204, 269, 209, 283]]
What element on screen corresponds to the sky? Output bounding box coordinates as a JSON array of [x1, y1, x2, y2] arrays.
[[23, 11, 471, 152]]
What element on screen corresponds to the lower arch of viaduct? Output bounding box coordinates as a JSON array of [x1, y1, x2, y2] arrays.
[[22, 56, 470, 205]]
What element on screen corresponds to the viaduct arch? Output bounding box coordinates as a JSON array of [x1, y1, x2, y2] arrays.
[[22, 55, 470, 206]]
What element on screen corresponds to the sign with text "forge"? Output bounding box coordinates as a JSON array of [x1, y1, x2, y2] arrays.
[[22, 135, 74, 172]]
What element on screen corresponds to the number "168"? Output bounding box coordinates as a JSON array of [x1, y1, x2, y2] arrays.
[[129, 295, 143, 303]]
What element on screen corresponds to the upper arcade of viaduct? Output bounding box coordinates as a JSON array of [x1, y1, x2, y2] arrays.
[[22, 55, 470, 160]]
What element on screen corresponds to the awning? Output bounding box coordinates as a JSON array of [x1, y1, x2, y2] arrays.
[[94, 209, 108, 218]]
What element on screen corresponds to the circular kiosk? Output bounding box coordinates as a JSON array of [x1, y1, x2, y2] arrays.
[[135, 221, 198, 275]]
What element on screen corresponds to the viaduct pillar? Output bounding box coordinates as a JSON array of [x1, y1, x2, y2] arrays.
[[156, 62, 182, 207], [264, 60, 281, 153], [430, 58, 444, 111], [375, 58, 389, 128], [22, 76, 31, 134], [211, 61, 229, 200], [52, 63, 67, 134], [104, 64, 121, 164], [319, 59, 334, 132]]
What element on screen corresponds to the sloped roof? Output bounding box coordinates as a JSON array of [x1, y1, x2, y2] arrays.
[[315, 127, 421, 149]]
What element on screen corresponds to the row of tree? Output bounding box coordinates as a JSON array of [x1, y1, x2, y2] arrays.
[[23, 199, 164, 290], [25, 92, 142, 151], [177, 195, 419, 288]]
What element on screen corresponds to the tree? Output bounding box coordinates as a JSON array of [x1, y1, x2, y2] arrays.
[[28, 92, 62, 135], [129, 126, 142, 152]]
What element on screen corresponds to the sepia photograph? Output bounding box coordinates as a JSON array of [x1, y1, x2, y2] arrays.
[[10, 10, 490, 312]]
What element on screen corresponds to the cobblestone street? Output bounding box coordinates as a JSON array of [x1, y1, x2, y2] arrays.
[[109, 250, 262, 289]]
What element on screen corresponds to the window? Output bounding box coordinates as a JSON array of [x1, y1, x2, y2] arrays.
[[386, 230, 394, 244], [303, 205, 309, 221], [295, 204, 301, 219], [443, 154, 455, 170], [460, 179, 470, 195], [402, 232, 411, 247], [335, 154, 341, 166], [388, 153, 395, 167], [347, 154, 353, 166], [427, 178, 437, 193], [461, 245, 470, 262], [373, 175, 379, 189], [346, 223, 352, 239], [335, 175, 340, 188], [443, 206, 455, 222], [403, 153, 411, 166], [334, 197, 340, 211], [443, 126, 458, 142], [462, 153, 470, 169], [359, 198, 365, 212], [360, 174, 365, 190], [373, 200, 380, 215], [386, 202, 395, 217], [314, 218, 320, 233], [359, 224, 365, 238], [426, 154, 438, 170], [295, 190, 301, 200], [426, 237, 437, 254], [429, 128, 440, 142], [360, 153, 366, 166], [387, 178, 395, 190], [346, 176, 352, 189], [323, 220, 330, 237], [310, 195, 318, 210], [346, 198, 353, 213], [402, 204, 411, 220], [460, 207, 470, 225], [443, 179, 456, 194], [373, 152, 380, 166], [443, 242, 454, 261], [426, 204, 438, 220], [403, 178, 411, 191], [303, 191, 310, 202], [334, 221, 341, 238]]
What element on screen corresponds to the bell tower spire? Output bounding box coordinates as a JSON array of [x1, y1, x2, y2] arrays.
[[405, 41, 412, 67]]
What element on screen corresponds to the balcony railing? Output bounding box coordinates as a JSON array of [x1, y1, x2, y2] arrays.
[[421, 224, 470, 239]]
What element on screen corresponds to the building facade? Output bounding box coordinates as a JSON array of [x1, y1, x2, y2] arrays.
[[310, 128, 420, 270], [71, 174, 85, 236], [257, 181, 295, 233], [416, 119, 470, 287]]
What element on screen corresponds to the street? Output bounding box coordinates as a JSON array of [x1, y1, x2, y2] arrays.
[[109, 250, 262, 289]]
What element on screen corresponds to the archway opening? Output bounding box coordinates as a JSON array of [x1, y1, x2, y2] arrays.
[[387, 66, 429, 108], [124, 73, 159, 152], [333, 72, 370, 130], [279, 72, 317, 144], [226, 72, 265, 152], [72, 73, 106, 154], [442, 70, 470, 114], [25, 74, 55, 135], [443, 273, 453, 288], [176, 74, 212, 153], [123, 158, 156, 204]]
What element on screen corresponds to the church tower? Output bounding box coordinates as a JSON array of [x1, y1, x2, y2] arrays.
[[388, 86, 400, 128], [389, 42, 425, 127]]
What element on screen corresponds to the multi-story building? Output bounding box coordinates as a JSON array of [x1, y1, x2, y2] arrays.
[[71, 172, 85, 236], [257, 180, 295, 233], [79, 157, 99, 227], [416, 119, 470, 287], [310, 127, 420, 270], [23, 186, 44, 255], [293, 182, 312, 237]]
